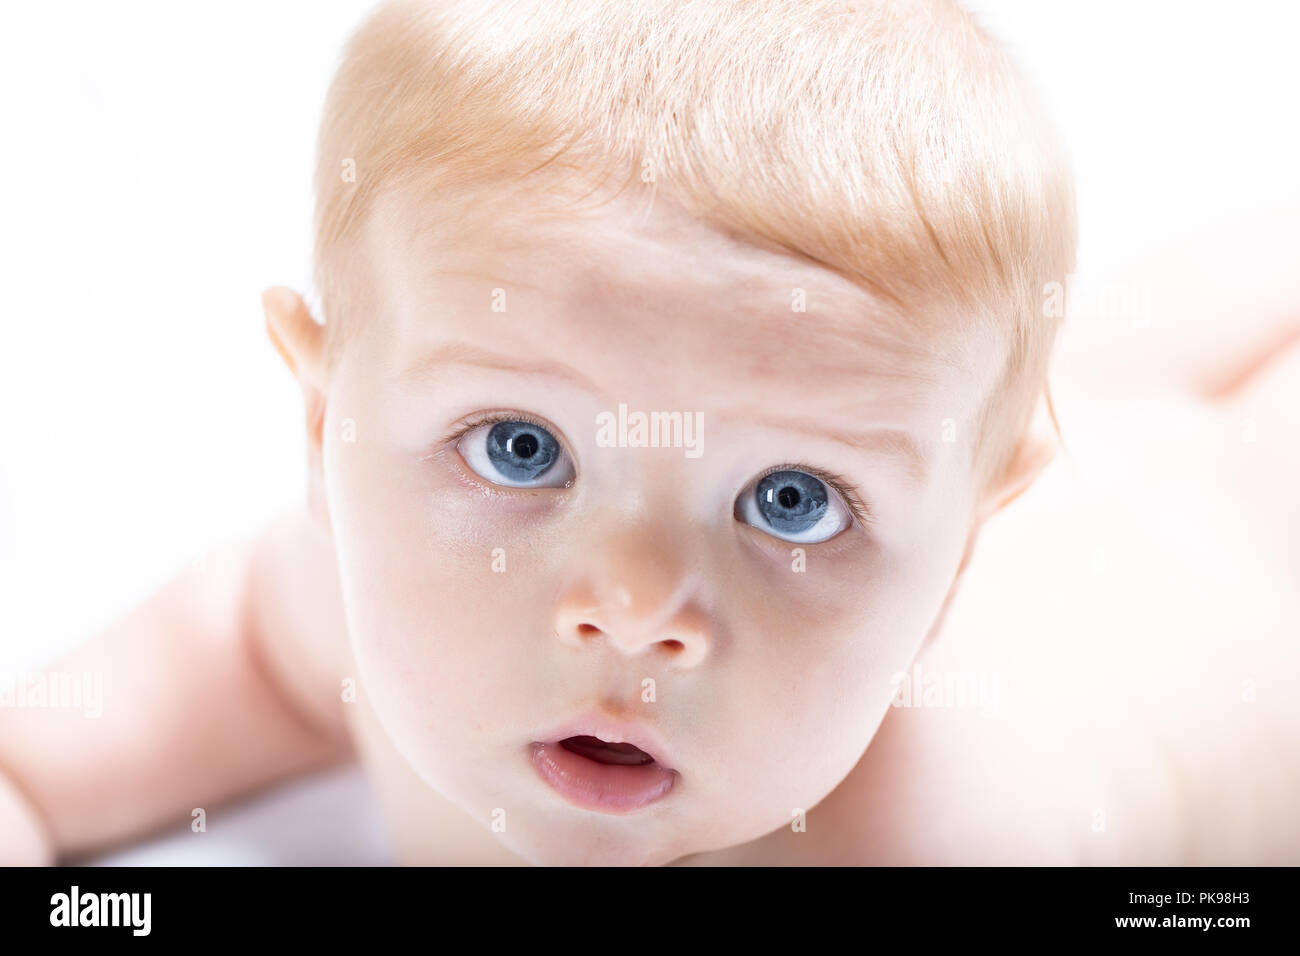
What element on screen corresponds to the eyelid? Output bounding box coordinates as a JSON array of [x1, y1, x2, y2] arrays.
[[756, 461, 872, 527], [438, 410, 579, 475]]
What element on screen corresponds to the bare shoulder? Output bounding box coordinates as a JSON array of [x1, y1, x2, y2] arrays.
[[923, 380, 1300, 864], [820, 654, 1093, 865], [700, 697, 1086, 865], [243, 505, 355, 752]]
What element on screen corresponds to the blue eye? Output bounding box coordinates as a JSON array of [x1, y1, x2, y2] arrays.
[[735, 469, 852, 543], [457, 418, 574, 488]]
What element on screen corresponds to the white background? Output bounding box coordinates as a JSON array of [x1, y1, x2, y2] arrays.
[[0, 1, 1297, 863]]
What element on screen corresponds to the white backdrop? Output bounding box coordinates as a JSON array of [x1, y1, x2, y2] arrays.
[[1, 0, 1297, 863]]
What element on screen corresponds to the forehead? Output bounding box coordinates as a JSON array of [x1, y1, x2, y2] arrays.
[[360, 179, 993, 433]]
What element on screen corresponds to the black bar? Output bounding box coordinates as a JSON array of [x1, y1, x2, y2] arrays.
[[0, 865, 1291, 944]]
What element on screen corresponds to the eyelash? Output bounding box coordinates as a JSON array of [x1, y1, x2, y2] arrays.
[[755, 461, 872, 528], [439, 410, 560, 451], [435, 413, 873, 526]]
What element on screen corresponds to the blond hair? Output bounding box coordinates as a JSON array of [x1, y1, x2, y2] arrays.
[[313, 0, 1076, 487]]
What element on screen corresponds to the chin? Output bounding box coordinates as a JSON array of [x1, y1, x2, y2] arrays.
[[504, 823, 688, 867]]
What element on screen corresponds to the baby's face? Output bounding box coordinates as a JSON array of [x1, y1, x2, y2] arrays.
[[319, 180, 996, 865]]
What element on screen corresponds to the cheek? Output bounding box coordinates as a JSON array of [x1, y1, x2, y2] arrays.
[[705, 521, 965, 808], [322, 429, 559, 777]]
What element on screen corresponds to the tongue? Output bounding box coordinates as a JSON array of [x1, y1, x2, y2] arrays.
[[560, 735, 656, 766]]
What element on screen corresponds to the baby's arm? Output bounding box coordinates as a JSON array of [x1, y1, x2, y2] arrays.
[[0, 508, 352, 863]]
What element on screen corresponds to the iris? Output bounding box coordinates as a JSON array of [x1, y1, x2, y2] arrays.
[[753, 470, 829, 535], [485, 420, 561, 482]]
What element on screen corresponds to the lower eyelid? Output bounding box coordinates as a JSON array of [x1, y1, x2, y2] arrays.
[[449, 453, 571, 499], [734, 516, 865, 565]]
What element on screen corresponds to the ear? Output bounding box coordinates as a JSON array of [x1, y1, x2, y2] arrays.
[[262, 286, 330, 531], [974, 394, 1060, 525], [920, 394, 1059, 649]]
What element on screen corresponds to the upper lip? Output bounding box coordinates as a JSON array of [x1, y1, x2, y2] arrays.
[[535, 712, 678, 772]]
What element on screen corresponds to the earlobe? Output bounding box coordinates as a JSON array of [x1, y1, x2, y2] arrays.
[[978, 399, 1060, 523], [262, 284, 329, 449], [262, 286, 326, 391], [923, 396, 1058, 650], [262, 286, 332, 532]]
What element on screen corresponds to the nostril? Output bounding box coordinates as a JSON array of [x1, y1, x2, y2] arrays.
[[663, 639, 685, 651], [576, 623, 601, 638]]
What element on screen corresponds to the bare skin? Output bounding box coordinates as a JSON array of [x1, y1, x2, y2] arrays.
[[1, 192, 1296, 866]]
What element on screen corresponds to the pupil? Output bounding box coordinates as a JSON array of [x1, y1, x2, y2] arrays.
[[777, 486, 800, 509], [513, 433, 539, 459]]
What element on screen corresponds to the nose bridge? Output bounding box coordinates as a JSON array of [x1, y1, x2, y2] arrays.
[[596, 517, 691, 633]]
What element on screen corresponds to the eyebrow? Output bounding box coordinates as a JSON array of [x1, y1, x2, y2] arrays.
[[719, 410, 929, 484], [832, 426, 928, 483], [397, 342, 604, 395], [401, 343, 928, 481]]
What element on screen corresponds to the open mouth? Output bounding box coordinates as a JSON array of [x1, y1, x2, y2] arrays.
[[529, 730, 678, 814], [559, 735, 657, 766]]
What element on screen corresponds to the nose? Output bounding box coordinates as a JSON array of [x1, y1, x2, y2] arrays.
[[554, 523, 711, 669]]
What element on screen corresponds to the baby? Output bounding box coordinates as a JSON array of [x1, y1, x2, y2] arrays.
[[8, 0, 1280, 866]]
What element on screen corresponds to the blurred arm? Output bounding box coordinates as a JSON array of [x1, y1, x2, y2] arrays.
[[0, 507, 352, 862], [1053, 205, 1300, 401]]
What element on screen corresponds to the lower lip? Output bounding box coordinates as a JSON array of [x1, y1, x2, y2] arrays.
[[529, 741, 678, 813]]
